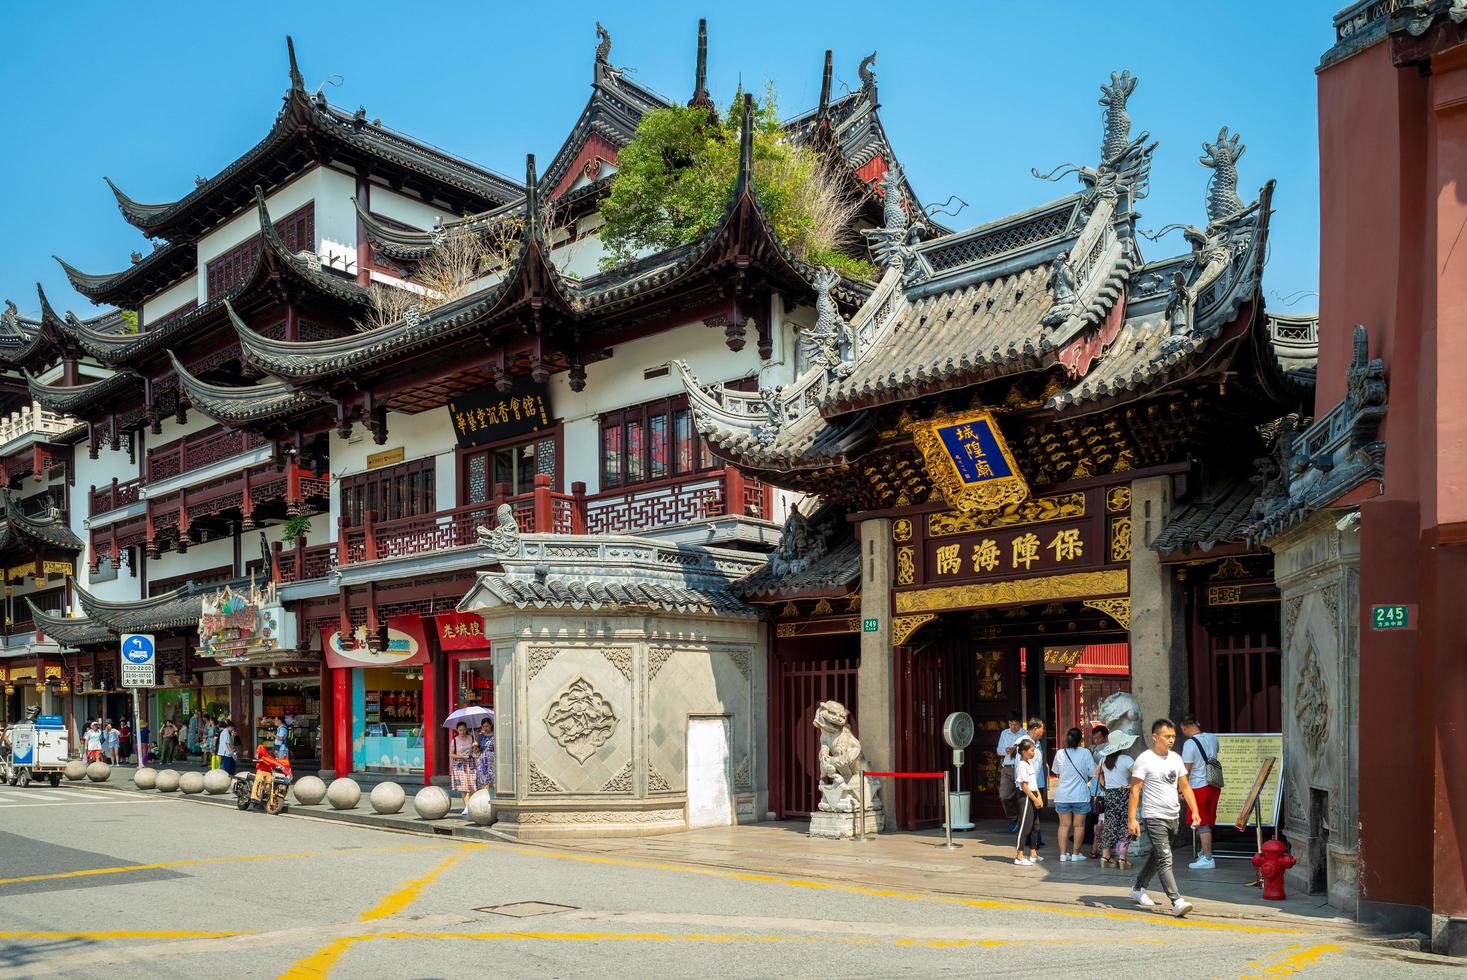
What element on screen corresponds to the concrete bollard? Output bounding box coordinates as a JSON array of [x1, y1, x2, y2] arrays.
[[370, 781, 405, 815]]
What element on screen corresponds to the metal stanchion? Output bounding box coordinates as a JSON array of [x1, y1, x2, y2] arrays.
[[856, 769, 867, 843], [942, 772, 956, 850]]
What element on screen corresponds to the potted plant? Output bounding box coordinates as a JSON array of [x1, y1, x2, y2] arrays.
[[281, 514, 312, 544]]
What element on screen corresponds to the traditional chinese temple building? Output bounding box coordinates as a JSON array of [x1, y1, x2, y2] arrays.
[[678, 69, 1314, 830], [4, 23, 1321, 849]]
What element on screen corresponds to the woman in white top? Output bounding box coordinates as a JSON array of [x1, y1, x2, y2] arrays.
[[1095, 729, 1137, 868]]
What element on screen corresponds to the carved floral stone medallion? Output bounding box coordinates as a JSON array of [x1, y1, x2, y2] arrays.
[[544, 676, 618, 764]]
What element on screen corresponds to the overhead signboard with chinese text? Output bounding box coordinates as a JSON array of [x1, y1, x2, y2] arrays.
[[449, 377, 551, 448], [909, 410, 1029, 514]]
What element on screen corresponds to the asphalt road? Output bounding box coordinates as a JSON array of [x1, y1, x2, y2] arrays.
[[0, 782, 1453, 979]]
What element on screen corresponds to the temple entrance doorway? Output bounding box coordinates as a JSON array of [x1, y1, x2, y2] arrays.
[[768, 633, 858, 819], [891, 603, 1130, 831]]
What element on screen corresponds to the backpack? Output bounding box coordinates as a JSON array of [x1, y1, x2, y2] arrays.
[[1196, 737, 1225, 789]]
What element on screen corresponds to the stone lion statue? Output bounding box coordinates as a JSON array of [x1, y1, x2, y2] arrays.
[[813, 701, 880, 813], [1098, 690, 1144, 754]]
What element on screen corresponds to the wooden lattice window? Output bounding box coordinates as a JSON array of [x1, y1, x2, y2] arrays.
[[599, 394, 718, 490], [205, 203, 315, 299], [340, 455, 436, 527]]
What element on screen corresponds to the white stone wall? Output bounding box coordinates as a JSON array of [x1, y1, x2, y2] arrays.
[[484, 609, 762, 838]]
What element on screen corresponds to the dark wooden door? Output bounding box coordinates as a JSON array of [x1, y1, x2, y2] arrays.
[[769, 635, 859, 819], [894, 627, 982, 830], [1193, 604, 1282, 733]]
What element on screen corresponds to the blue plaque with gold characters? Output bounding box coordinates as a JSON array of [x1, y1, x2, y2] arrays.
[[909, 409, 1029, 514]]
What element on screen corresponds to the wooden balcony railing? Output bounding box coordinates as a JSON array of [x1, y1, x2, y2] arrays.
[[147, 426, 269, 482], [89, 476, 143, 516], [270, 470, 773, 584]]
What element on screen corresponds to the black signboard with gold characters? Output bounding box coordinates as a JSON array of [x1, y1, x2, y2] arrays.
[[449, 377, 551, 448], [908, 409, 1030, 514]]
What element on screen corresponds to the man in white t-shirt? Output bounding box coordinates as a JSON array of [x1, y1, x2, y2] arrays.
[[1127, 717, 1201, 918], [995, 715, 1025, 832], [1179, 713, 1221, 870]]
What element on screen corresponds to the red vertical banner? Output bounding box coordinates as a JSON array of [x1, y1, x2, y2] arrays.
[[333, 667, 351, 777]]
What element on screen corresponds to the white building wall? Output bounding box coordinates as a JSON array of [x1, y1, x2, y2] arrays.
[[369, 185, 462, 233], [327, 406, 459, 529], [140, 275, 198, 324]]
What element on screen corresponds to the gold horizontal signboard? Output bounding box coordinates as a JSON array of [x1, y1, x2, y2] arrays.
[[909, 409, 1029, 514], [894, 569, 1128, 614], [367, 446, 406, 470]]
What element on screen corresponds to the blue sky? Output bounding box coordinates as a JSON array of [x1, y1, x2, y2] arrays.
[[0, 1, 1334, 319]]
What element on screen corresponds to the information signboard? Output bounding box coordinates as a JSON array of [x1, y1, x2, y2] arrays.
[[1213, 732, 1284, 828]]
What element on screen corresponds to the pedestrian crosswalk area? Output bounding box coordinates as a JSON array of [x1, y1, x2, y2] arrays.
[[0, 786, 165, 807]]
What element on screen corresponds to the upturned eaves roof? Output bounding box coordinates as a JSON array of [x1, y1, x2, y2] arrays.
[[105, 38, 521, 242]]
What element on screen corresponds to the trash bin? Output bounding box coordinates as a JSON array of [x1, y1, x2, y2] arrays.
[[947, 790, 975, 831]]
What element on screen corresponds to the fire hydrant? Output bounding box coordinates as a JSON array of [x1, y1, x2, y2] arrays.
[[1252, 839, 1295, 900]]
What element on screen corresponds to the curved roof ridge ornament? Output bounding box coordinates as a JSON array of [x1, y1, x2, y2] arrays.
[[1030, 69, 1157, 201], [858, 51, 877, 104], [689, 19, 714, 112], [101, 176, 174, 231], [286, 35, 305, 94], [799, 268, 857, 380], [1201, 126, 1246, 223], [818, 49, 834, 122], [734, 93, 756, 198], [594, 21, 624, 85]]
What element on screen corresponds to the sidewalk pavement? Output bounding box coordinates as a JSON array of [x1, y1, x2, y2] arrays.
[[77, 768, 1362, 939]]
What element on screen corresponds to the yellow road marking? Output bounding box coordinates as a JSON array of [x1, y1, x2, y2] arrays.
[[498, 844, 1307, 936], [282, 843, 481, 978], [0, 843, 462, 888], [278, 937, 357, 980], [359, 845, 478, 921], [1237, 942, 1343, 978], [0, 930, 248, 940]]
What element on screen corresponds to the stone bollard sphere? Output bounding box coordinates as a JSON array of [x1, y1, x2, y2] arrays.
[[293, 775, 328, 806], [86, 761, 111, 782], [413, 784, 451, 821], [156, 769, 181, 793], [179, 771, 205, 795], [370, 781, 405, 815], [467, 789, 494, 826], [134, 767, 158, 790], [203, 769, 232, 795], [325, 778, 360, 810], [65, 760, 88, 781]]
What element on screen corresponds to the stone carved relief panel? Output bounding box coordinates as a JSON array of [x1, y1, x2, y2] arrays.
[[601, 761, 634, 794], [544, 676, 619, 764], [528, 646, 560, 680], [1294, 634, 1331, 760], [602, 647, 633, 683], [529, 761, 562, 794]]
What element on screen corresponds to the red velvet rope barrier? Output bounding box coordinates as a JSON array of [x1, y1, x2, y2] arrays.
[[864, 771, 944, 779]]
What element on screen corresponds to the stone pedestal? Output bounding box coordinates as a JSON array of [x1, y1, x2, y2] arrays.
[[808, 806, 884, 839]]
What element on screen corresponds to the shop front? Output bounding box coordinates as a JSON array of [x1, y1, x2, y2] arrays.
[[440, 609, 493, 714], [197, 581, 307, 759], [322, 614, 434, 779]]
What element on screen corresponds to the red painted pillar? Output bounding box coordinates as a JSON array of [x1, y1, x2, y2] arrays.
[[333, 667, 351, 777], [421, 653, 437, 786]]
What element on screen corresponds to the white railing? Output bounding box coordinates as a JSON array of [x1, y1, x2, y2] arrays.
[[0, 403, 76, 447]]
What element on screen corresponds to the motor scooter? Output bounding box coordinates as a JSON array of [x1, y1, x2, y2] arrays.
[[232, 745, 292, 814]]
